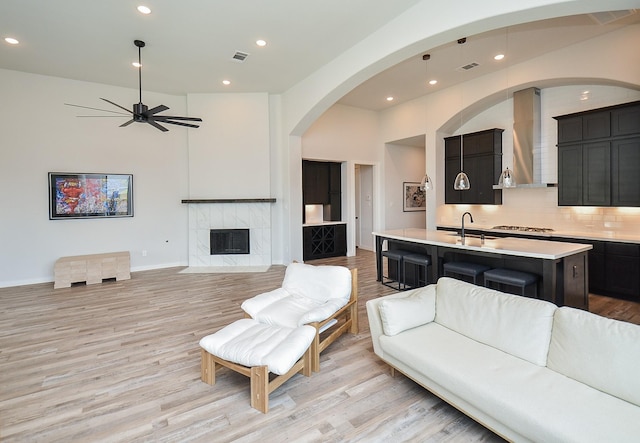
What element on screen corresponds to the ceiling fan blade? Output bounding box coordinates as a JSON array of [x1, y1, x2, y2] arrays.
[[146, 105, 169, 115], [160, 120, 201, 129], [64, 103, 129, 115], [100, 98, 135, 115], [152, 115, 203, 122], [120, 119, 136, 127], [146, 119, 169, 132]]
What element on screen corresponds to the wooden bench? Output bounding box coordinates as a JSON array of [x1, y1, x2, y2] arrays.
[[54, 251, 130, 289]]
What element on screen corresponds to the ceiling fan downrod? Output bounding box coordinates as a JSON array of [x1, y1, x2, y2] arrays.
[[134, 40, 145, 105]]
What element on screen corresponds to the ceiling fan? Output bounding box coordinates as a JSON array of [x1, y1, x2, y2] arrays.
[[66, 40, 202, 132]]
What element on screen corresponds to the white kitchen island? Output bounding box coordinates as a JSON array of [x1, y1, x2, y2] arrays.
[[374, 228, 593, 309]]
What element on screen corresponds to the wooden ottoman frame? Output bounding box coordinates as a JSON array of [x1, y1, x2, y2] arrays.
[[200, 345, 312, 413]]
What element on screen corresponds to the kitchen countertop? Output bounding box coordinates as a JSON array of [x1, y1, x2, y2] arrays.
[[374, 228, 592, 260], [437, 224, 640, 244]]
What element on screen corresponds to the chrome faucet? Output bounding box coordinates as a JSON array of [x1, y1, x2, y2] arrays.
[[461, 211, 474, 243]]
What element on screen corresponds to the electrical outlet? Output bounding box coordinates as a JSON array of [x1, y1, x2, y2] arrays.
[[142, 250, 147, 257]]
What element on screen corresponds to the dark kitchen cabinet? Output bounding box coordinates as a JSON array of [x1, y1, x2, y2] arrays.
[[555, 100, 640, 207], [604, 242, 640, 301], [557, 144, 582, 206], [303, 223, 346, 261], [587, 240, 606, 294], [582, 142, 610, 206], [444, 128, 503, 205], [302, 160, 342, 221], [612, 104, 640, 136], [522, 234, 637, 302], [611, 137, 640, 206]]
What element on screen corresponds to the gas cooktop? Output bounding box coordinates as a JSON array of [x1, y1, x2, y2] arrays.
[[492, 225, 555, 233]]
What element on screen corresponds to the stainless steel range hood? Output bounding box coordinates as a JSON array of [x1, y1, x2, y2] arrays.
[[495, 87, 556, 189]]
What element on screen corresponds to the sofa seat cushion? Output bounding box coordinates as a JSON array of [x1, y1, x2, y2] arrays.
[[199, 319, 316, 375], [548, 307, 640, 407], [435, 277, 556, 366], [379, 323, 640, 443]]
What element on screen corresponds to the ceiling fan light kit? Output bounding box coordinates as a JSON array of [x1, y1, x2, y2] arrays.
[[68, 40, 202, 132]]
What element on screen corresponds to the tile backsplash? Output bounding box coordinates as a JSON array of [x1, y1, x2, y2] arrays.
[[438, 187, 640, 235]]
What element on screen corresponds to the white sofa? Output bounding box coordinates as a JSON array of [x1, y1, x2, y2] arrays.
[[366, 277, 640, 442]]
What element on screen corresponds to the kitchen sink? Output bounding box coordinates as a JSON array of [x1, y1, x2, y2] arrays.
[[446, 233, 499, 240]]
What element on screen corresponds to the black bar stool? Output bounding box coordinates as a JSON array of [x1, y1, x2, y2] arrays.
[[443, 262, 490, 285], [381, 249, 411, 290], [484, 268, 538, 298], [402, 253, 432, 289]]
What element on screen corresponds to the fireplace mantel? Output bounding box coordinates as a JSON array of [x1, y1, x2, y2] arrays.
[[181, 198, 276, 204]]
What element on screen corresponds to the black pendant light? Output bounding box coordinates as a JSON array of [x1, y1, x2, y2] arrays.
[[454, 38, 470, 191], [421, 54, 433, 191]]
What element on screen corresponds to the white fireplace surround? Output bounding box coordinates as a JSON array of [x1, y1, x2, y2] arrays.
[[187, 201, 272, 267]]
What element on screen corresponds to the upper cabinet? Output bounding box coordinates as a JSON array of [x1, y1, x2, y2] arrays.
[[444, 128, 503, 205], [555, 101, 640, 207], [302, 160, 342, 221]]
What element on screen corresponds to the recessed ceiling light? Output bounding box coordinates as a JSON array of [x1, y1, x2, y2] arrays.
[[137, 5, 151, 14], [386, 96, 394, 102], [256, 39, 267, 47], [429, 79, 438, 85], [494, 54, 505, 61], [222, 80, 231, 86], [132, 62, 142, 68], [4, 37, 19, 45]]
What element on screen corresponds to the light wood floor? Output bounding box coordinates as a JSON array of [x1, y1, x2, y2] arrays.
[[1, 250, 639, 442]]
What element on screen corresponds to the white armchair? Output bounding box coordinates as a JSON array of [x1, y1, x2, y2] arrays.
[[241, 262, 358, 372]]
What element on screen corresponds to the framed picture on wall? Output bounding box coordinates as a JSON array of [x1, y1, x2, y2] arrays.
[[403, 182, 426, 212], [49, 172, 133, 219]]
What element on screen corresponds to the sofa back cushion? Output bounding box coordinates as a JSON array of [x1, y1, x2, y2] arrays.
[[547, 307, 640, 407], [282, 262, 352, 304], [435, 277, 557, 366], [378, 285, 436, 336]]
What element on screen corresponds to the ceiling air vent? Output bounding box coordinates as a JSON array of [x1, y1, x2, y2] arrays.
[[232, 51, 250, 62], [456, 62, 480, 72], [589, 10, 636, 25]]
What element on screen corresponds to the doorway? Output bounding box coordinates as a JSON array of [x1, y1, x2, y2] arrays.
[[355, 164, 374, 251]]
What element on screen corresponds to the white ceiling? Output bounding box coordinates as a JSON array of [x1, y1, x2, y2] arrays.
[[0, 1, 637, 111]]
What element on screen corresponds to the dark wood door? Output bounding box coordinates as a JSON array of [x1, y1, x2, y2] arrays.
[[582, 142, 610, 206], [557, 144, 582, 206], [611, 137, 640, 207], [302, 160, 329, 205], [612, 104, 640, 137], [557, 116, 582, 143]]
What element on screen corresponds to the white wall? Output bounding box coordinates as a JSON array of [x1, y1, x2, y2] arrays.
[[302, 104, 379, 162], [0, 69, 190, 287], [186, 93, 271, 198], [384, 144, 426, 230]]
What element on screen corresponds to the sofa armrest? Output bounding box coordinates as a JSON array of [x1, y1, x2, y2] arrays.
[[241, 288, 290, 318]]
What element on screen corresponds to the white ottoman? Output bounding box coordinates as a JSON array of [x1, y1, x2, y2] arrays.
[[199, 318, 316, 413]]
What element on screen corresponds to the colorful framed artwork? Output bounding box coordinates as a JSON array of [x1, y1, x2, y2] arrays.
[[49, 172, 133, 219], [403, 181, 426, 212]]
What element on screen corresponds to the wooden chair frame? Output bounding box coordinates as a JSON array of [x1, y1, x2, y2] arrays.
[[200, 345, 312, 413], [243, 267, 358, 373], [308, 268, 358, 372]]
